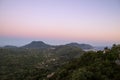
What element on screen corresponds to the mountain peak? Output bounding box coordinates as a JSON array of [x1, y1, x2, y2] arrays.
[[22, 41, 51, 49], [66, 42, 93, 49], [30, 41, 45, 44]]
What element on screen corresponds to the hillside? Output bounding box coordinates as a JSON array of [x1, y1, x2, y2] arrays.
[[49, 44, 120, 80], [4, 45, 18, 49], [0, 42, 120, 80], [66, 43, 93, 49], [3, 41, 94, 51], [21, 41, 51, 49], [0, 43, 84, 80]]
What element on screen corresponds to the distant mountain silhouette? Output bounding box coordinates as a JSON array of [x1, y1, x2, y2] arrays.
[[66, 42, 93, 49], [3, 41, 93, 50], [21, 41, 51, 49], [4, 45, 18, 49]]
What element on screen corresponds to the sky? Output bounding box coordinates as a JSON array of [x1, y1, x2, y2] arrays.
[[0, 0, 120, 46]]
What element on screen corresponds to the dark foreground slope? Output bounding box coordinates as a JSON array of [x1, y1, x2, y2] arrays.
[[50, 44, 120, 80], [0, 45, 83, 80], [0, 43, 120, 80]]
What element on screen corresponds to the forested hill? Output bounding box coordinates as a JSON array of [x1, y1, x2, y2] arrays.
[[2, 41, 94, 50], [21, 41, 51, 49], [0, 43, 84, 80], [49, 44, 120, 80], [0, 43, 120, 80], [66, 43, 93, 49]]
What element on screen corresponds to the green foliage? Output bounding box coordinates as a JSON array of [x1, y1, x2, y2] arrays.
[[0, 44, 120, 80], [54, 45, 84, 59], [50, 44, 120, 80], [0, 46, 83, 80], [0, 48, 47, 80]]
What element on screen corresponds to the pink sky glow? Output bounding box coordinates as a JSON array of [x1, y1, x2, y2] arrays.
[[0, 0, 120, 46]]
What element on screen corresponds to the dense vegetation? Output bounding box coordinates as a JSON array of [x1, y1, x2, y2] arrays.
[[0, 48, 46, 80], [0, 45, 83, 80], [50, 44, 120, 80], [0, 44, 120, 80]]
